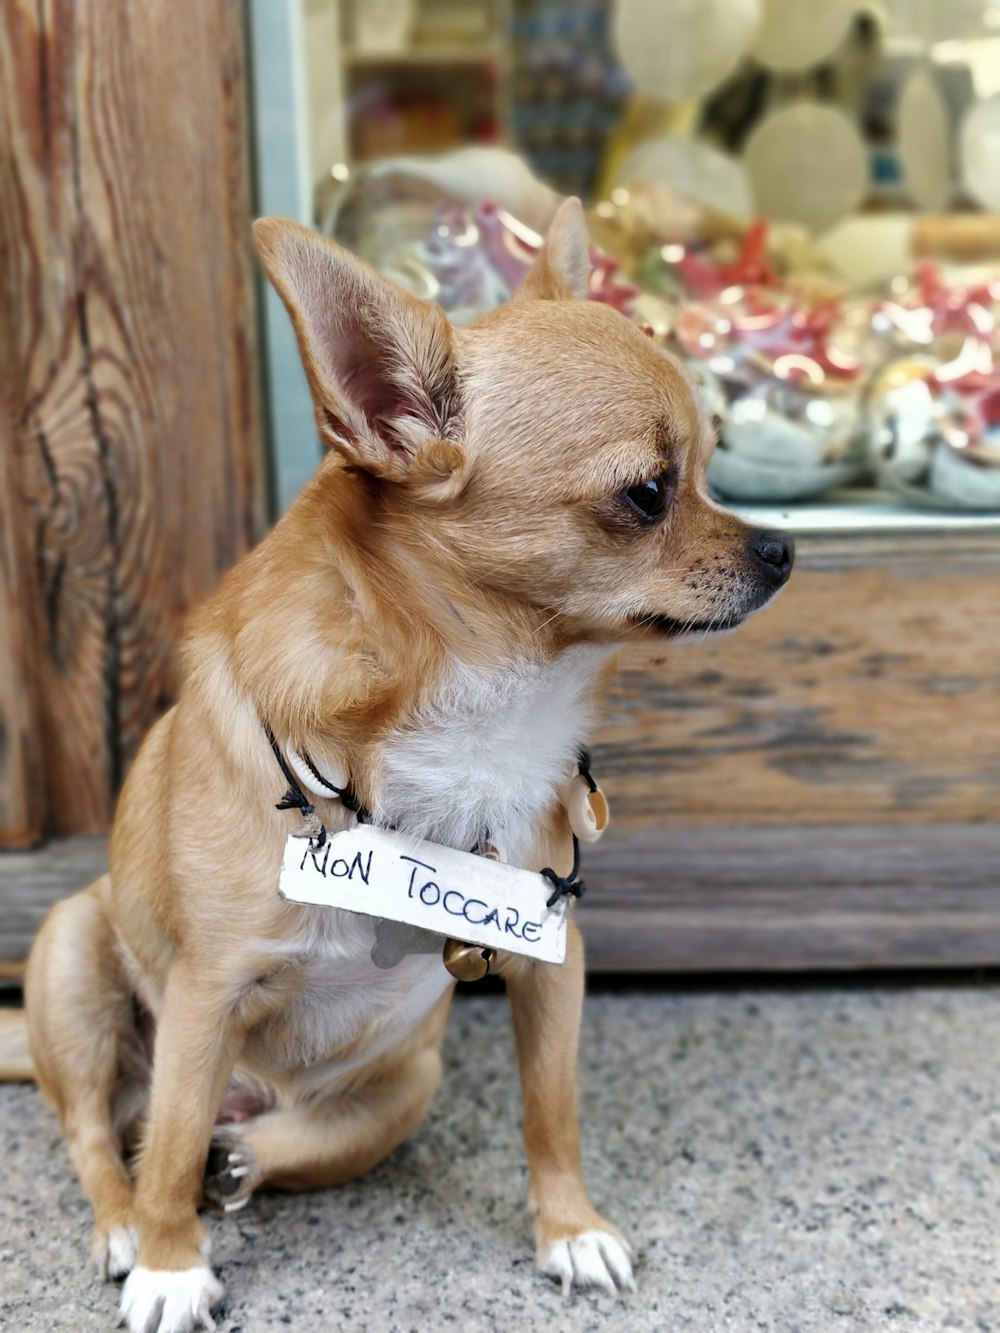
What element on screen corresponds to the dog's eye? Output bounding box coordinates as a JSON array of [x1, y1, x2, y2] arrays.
[[623, 471, 675, 522]]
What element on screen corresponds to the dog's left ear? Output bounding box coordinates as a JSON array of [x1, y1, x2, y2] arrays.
[[254, 217, 460, 481], [516, 197, 590, 302]]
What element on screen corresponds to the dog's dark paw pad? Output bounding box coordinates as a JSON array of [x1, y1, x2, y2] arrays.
[[203, 1135, 258, 1212]]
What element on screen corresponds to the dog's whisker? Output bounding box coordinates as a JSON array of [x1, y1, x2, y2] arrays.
[[532, 609, 564, 634]]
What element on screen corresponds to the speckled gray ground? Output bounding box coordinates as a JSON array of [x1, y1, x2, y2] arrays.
[[3, 985, 1000, 1333]]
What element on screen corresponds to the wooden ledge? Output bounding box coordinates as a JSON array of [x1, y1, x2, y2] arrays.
[[2, 826, 998, 977], [579, 823, 1000, 972]]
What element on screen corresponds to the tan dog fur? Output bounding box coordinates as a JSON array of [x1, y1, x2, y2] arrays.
[[24, 200, 792, 1332]]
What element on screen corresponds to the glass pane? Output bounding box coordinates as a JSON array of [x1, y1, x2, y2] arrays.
[[253, 0, 1000, 523]]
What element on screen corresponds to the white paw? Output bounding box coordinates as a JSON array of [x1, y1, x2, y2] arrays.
[[118, 1265, 223, 1333], [95, 1224, 139, 1279], [203, 1132, 258, 1212], [537, 1228, 635, 1297]]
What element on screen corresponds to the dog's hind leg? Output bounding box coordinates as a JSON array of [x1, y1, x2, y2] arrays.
[[205, 1043, 444, 1208], [25, 876, 140, 1279]]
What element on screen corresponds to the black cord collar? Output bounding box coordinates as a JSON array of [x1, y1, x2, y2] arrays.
[[265, 722, 589, 907], [264, 724, 372, 849]]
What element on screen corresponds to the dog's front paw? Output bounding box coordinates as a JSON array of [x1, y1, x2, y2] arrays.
[[537, 1226, 635, 1298], [118, 1265, 223, 1333], [93, 1223, 138, 1280]]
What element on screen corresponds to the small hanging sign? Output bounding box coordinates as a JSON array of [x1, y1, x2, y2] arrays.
[[279, 825, 568, 965]]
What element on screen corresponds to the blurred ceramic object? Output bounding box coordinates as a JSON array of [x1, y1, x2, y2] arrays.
[[354, 0, 415, 52], [747, 295, 865, 383], [327, 148, 559, 263], [370, 197, 641, 325], [744, 104, 867, 233], [872, 263, 1000, 364], [587, 251, 641, 316], [430, 200, 639, 319], [632, 291, 678, 341], [588, 182, 706, 268], [898, 68, 952, 212], [828, 296, 897, 370], [961, 95, 1000, 212], [685, 360, 729, 423], [369, 149, 560, 235], [709, 376, 864, 501], [648, 220, 777, 304], [867, 359, 943, 485], [614, 137, 752, 220], [468, 202, 541, 288], [614, 0, 761, 102], [886, 0, 997, 42], [929, 435, 1000, 509], [867, 356, 1000, 509], [750, 0, 854, 71], [423, 206, 510, 321], [870, 297, 936, 355], [709, 446, 863, 502], [675, 301, 739, 360]]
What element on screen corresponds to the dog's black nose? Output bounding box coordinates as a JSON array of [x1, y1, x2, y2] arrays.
[[748, 529, 794, 587]]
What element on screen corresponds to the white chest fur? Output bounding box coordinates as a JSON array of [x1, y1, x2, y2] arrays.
[[248, 906, 452, 1081], [249, 648, 606, 1083], [371, 648, 607, 865]]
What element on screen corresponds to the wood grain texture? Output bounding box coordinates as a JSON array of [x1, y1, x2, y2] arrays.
[[0, 835, 108, 974], [0, 0, 266, 842], [0, 1006, 33, 1079], [593, 531, 1000, 827], [3, 827, 999, 974], [577, 823, 1000, 971], [0, 311, 46, 847]]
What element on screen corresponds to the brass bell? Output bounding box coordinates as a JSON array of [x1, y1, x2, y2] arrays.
[[443, 937, 495, 982], [566, 774, 610, 843]]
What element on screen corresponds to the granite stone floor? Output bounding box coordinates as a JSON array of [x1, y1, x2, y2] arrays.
[[2, 983, 999, 1333]]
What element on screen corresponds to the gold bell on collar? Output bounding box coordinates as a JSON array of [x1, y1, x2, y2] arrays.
[[566, 773, 610, 843], [443, 938, 495, 982]]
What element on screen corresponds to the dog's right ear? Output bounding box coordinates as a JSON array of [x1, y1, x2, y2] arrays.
[[516, 197, 590, 302], [253, 218, 459, 478]]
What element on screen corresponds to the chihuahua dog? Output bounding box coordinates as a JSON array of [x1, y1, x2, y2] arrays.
[[25, 199, 792, 1332]]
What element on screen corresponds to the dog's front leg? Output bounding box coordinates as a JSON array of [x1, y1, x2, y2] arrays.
[[119, 957, 240, 1333], [504, 917, 635, 1297]]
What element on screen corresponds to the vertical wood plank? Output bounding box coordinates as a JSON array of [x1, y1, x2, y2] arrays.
[[0, 0, 67, 848], [0, 356, 45, 848], [0, 0, 266, 840]]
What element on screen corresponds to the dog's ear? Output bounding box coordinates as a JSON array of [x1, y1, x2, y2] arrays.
[[253, 218, 459, 478], [516, 197, 590, 302]]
